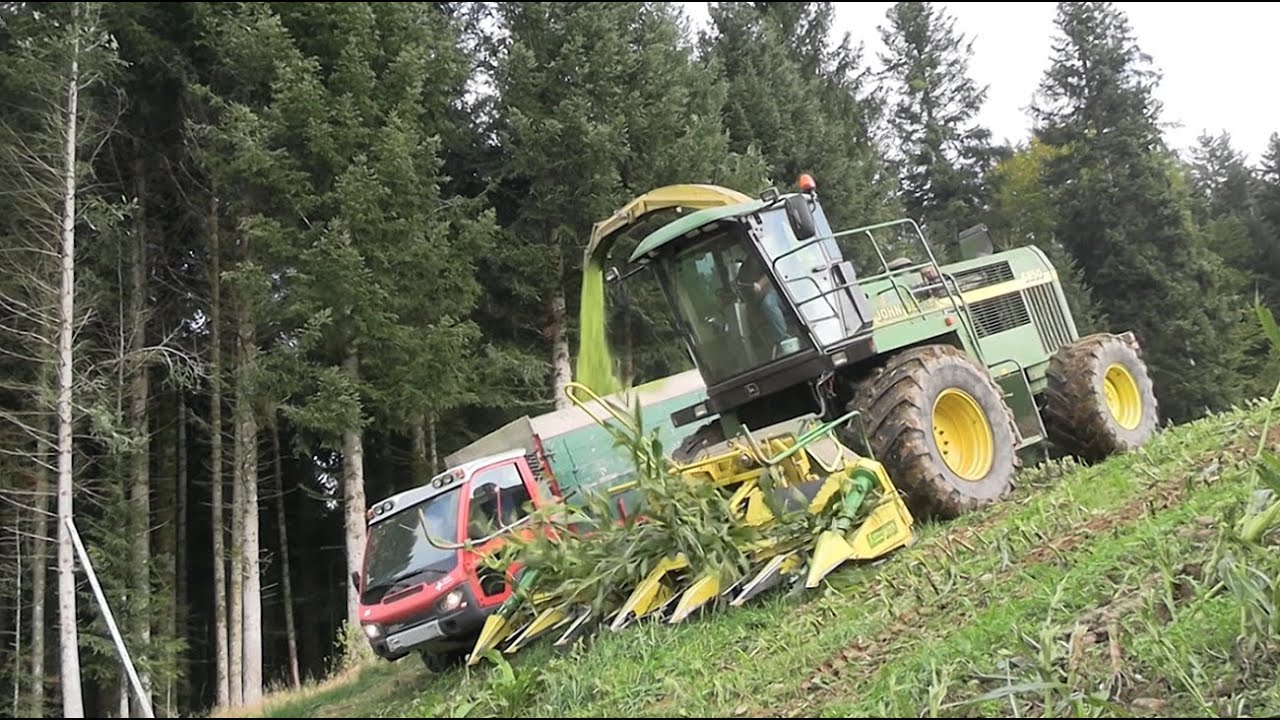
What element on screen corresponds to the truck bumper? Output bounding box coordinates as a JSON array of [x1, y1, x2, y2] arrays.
[[368, 583, 495, 661]]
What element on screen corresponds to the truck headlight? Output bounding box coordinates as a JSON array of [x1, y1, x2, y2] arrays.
[[439, 589, 464, 612], [362, 623, 382, 640]]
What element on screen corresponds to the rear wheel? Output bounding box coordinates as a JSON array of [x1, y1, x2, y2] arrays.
[[1042, 333, 1159, 462], [850, 344, 1021, 520]]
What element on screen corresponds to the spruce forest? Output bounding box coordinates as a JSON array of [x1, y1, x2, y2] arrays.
[[1, 1, 1277, 718]]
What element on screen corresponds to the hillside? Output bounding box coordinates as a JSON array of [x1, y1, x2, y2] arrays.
[[222, 401, 1280, 719]]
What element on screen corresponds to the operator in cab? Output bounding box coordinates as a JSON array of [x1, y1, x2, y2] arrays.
[[734, 248, 787, 346]]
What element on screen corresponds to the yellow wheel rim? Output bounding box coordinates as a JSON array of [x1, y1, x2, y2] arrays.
[[1104, 363, 1142, 430], [931, 388, 994, 481]]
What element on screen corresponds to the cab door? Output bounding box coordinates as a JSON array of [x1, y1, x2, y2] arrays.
[[460, 458, 540, 607]]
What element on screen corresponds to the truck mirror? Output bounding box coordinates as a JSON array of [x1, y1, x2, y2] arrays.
[[785, 195, 816, 242]]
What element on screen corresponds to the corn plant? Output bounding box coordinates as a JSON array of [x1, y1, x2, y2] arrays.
[[479, 389, 873, 630], [1237, 301, 1280, 545]]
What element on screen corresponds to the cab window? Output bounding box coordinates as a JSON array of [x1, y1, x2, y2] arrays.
[[466, 462, 534, 539]]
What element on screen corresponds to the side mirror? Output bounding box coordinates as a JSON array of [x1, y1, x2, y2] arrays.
[[350, 571, 361, 591], [784, 195, 816, 242]]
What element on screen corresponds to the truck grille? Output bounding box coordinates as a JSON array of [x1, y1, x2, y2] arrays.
[[1022, 282, 1073, 355], [968, 292, 1030, 337]]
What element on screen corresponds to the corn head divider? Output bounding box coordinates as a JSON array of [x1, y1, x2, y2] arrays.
[[464, 381, 916, 665]]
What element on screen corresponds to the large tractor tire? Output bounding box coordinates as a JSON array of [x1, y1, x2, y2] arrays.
[[1042, 333, 1159, 463], [850, 344, 1021, 520]]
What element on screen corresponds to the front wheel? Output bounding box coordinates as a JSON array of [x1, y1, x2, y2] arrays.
[[1042, 333, 1159, 462], [419, 648, 465, 674], [852, 344, 1021, 520]]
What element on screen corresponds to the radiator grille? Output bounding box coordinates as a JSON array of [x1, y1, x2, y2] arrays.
[[1022, 283, 1074, 354], [968, 292, 1030, 337], [951, 261, 1014, 291]]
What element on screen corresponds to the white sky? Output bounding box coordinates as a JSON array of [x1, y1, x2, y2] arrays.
[[679, 2, 1280, 164]]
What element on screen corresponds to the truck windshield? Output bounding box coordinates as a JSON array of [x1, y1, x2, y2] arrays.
[[362, 486, 461, 602], [662, 224, 809, 384]]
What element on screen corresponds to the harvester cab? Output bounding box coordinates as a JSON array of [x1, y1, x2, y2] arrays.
[[624, 176, 877, 428]]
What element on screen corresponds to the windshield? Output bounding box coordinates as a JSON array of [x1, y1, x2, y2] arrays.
[[660, 223, 810, 384], [362, 486, 461, 602]]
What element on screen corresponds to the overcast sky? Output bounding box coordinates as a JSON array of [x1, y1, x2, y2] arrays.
[[679, 2, 1280, 164]]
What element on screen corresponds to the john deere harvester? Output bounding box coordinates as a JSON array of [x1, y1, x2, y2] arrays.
[[458, 177, 1159, 665], [579, 177, 1159, 511]]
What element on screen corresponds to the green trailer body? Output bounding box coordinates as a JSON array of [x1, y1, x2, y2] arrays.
[[443, 369, 713, 520]]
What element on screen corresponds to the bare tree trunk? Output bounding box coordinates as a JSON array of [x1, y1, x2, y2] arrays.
[[128, 158, 153, 719], [155, 393, 177, 718], [208, 191, 229, 708], [175, 397, 188, 708], [56, 6, 84, 714], [13, 511, 22, 717], [235, 289, 262, 704], [29, 438, 48, 716], [271, 421, 299, 689], [429, 415, 438, 475], [228, 266, 244, 706], [411, 415, 428, 484], [341, 347, 367, 636], [229, 441, 242, 706], [550, 231, 571, 409]]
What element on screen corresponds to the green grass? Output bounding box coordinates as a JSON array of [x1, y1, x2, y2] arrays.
[[235, 400, 1280, 719]]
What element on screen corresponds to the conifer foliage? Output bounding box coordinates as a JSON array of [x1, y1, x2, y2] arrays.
[[878, 1, 999, 245], [1030, 1, 1259, 422]]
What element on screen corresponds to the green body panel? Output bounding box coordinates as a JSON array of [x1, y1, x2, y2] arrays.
[[846, 243, 1078, 449], [862, 243, 1078, 391], [443, 370, 713, 519]]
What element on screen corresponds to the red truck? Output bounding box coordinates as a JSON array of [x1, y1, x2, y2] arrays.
[[351, 370, 710, 670]]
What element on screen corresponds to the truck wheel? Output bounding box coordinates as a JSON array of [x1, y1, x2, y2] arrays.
[[1042, 333, 1159, 463], [419, 649, 463, 674], [852, 344, 1020, 520]]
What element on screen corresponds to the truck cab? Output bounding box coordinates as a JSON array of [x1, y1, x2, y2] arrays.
[[354, 448, 553, 670]]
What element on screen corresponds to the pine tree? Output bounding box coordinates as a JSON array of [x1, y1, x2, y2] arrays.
[[878, 1, 999, 246], [1188, 132, 1276, 305], [192, 5, 496, 673], [483, 2, 765, 402], [1031, 1, 1257, 422], [703, 2, 894, 232], [1254, 133, 1280, 301], [985, 139, 1103, 333], [0, 3, 124, 714]]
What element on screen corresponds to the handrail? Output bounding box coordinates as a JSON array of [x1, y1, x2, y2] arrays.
[[564, 381, 641, 437], [737, 408, 863, 468], [757, 214, 994, 359]]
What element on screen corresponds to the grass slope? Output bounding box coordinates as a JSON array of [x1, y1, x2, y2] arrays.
[[229, 401, 1280, 719]]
